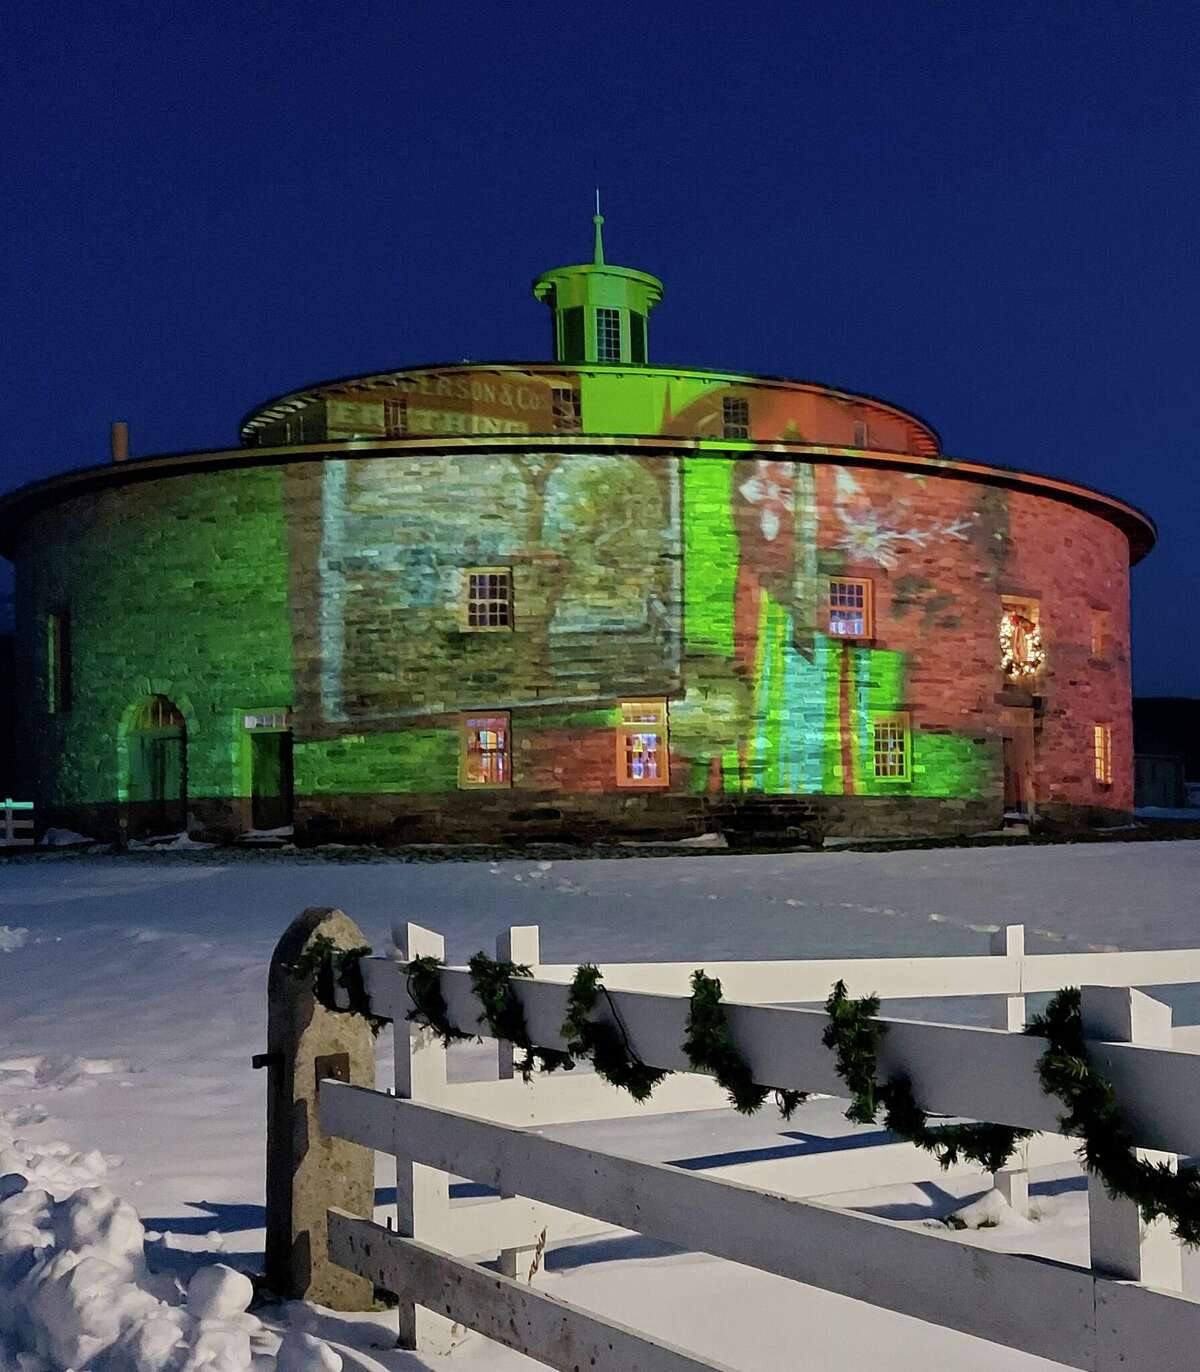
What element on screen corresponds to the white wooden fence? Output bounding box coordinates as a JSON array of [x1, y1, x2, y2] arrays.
[[318, 923, 1200, 1370], [0, 799, 33, 846]]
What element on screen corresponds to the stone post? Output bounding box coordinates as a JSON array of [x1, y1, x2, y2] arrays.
[[262, 906, 376, 1308]]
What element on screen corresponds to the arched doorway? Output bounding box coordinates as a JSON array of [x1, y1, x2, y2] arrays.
[[127, 695, 187, 835]]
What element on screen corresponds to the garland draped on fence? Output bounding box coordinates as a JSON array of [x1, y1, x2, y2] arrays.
[[684, 971, 806, 1119], [562, 964, 666, 1102], [1029, 988, 1200, 1245], [822, 979, 1030, 1173], [294, 942, 1200, 1243], [289, 935, 388, 1033]]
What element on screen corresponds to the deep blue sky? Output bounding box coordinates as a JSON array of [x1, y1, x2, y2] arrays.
[[2, 2, 1197, 694]]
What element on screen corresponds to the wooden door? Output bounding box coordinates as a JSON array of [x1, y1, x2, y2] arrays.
[[1002, 722, 1035, 816], [130, 732, 186, 833], [251, 730, 294, 831]]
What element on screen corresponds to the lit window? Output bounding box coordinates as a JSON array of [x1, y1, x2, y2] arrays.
[[596, 308, 622, 362], [1091, 610, 1110, 659], [617, 700, 669, 787], [461, 714, 511, 787], [722, 397, 750, 439], [47, 610, 71, 714], [872, 714, 910, 780], [463, 567, 513, 630], [551, 387, 580, 432], [384, 398, 408, 437], [1094, 724, 1113, 786], [828, 579, 873, 639]]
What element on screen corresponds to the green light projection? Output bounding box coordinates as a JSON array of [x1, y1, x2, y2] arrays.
[[20, 365, 998, 823]]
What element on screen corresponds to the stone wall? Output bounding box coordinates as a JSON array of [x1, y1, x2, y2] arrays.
[[9, 445, 1136, 842], [13, 465, 292, 834]]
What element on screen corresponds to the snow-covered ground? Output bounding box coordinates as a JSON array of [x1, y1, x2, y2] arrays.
[[3, 841, 1200, 1371]]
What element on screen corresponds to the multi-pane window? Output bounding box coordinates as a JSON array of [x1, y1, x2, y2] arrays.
[[461, 714, 511, 787], [616, 700, 669, 787], [828, 578, 873, 639], [383, 397, 408, 437], [463, 567, 513, 630], [47, 611, 71, 714], [596, 307, 622, 362], [872, 714, 911, 780], [551, 387, 581, 432], [1094, 724, 1113, 785], [722, 396, 750, 439], [1091, 610, 1110, 659]]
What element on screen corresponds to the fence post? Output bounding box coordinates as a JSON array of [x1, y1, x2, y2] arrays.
[[989, 924, 1029, 1214], [392, 922, 460, 1353], [263, 907, 376, 1309], [497, 925, 543, 1280], [497, 925, 540, 1080], [1081, 985, 1182, 1290], [3, 800, 11, 844], [991, 924, 1026, 1032]]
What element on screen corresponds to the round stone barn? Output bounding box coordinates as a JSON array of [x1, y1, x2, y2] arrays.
[[0, 221, 1155, 844]]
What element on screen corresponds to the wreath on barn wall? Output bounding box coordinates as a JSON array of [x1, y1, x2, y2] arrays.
[[1000, 610, 1044, 681]]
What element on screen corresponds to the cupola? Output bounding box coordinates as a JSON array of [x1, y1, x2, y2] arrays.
[[533, 200, 663, 366]]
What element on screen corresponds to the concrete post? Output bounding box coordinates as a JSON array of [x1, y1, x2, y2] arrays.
[[263, 906, 376, 1308]]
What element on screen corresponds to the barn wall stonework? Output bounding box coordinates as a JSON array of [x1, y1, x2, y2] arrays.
[[10, 441, 1135, 844]]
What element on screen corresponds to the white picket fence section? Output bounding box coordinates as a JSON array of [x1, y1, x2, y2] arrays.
[[0, 799, 33, 846], [319, 923, 1200, 1371]]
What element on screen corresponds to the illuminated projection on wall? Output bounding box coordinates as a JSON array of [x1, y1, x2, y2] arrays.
[[325, 369, 581, 440], [674, 441, 998, 801], [281, 370, 1003, 804], [289, 449, 681, 730], [5, 225, 1146, 843]]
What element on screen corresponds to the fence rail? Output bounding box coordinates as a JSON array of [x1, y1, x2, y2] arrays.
[[360, 953, 1200, 1154], [322, 1084, 1199, 1370], [0, 799, 33, 846], [268, 914, 1200, 1371]]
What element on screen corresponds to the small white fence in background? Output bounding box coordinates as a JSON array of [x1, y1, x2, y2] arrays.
[[1, 799, 33, 846], [318, 923, 1200, 1371]]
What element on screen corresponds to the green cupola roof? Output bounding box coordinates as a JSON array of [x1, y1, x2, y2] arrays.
[[533, 200, 664, 366]]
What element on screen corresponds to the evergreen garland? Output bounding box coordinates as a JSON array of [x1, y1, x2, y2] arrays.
[[1028, 988, 1200, 1245], [467, 953, 575, 1081], [320, 941, 1200, 1242], [822, 980, 1029, 1172], [684, 971, 806, 1119], [562, 964, 668, 1102], [404, 954, 474, 1045], [290, 935, 388, 1034]]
